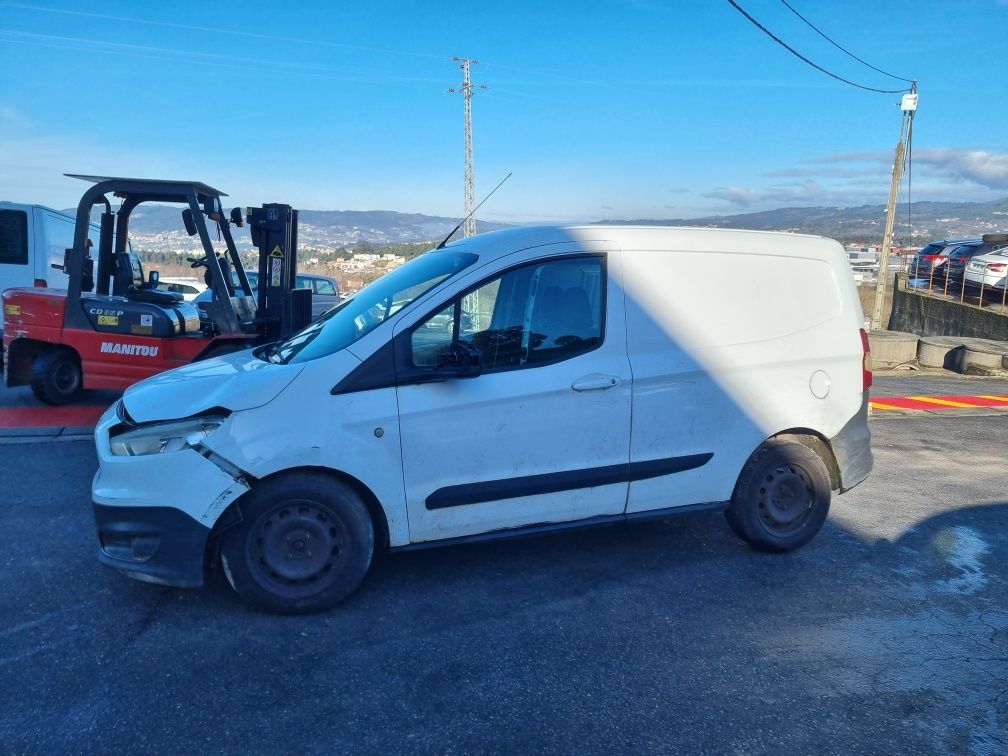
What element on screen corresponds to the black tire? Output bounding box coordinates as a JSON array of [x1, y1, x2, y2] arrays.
[[725, 439, 831, 552], [220, 472, 374, 614], [30, 349, 83, 405]]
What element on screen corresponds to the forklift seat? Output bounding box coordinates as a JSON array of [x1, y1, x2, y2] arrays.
[[113, 252, 183, 305], [127, 285, 183, 305]]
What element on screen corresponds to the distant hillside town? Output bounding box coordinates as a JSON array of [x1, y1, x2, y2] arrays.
[[122, 196, 1008, 294]]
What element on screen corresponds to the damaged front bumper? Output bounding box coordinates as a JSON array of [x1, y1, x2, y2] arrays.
[[91, 402, 249, 588]]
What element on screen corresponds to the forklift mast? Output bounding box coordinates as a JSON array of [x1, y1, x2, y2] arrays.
[[247, 204, 311, 341]]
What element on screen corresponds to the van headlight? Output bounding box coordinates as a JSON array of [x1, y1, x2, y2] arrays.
[[109, 416, 225, 457]]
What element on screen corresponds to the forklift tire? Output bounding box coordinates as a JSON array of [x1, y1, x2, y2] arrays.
[[30, 349, 83, 405]]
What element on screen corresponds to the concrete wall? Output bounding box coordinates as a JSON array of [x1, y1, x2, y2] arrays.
[[887, 277, 1008, 340]]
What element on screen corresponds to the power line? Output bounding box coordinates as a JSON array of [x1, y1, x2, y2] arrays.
[[778, 0, 914, 83], [726, 0, 912, 94]]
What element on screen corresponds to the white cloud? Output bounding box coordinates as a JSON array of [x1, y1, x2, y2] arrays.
[[703, 147, 1008, 211], [911, 148, 1008, 190], [703, 180, 866, 208], [808, 148, 1008, 190]]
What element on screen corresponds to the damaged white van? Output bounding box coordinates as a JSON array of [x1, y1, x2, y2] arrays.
[[92, 226, 873, 613]]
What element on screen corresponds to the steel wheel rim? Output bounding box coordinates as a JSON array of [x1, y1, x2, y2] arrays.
[[246, 499, 347, 598], [53, 361, 80, 394], [756, 463, 814, 537]]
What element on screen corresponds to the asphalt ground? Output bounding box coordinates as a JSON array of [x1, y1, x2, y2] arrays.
[[1, 411, 1005, 752]]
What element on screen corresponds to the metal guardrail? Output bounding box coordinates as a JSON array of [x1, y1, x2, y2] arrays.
[[899, 259, 1008, 313]]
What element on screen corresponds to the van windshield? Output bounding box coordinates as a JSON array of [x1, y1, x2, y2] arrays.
[[272, 251, 478, 364]]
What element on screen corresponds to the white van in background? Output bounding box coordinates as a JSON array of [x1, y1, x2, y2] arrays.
[[0, 203, 75, 294], [1, 203, 77, 358], [91, 225, 874, 613]]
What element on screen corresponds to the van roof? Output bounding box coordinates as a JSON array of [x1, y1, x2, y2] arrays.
[[443, 224, 842, 262]]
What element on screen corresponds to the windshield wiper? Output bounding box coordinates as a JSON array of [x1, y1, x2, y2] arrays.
[[256, 342, 286, 364]]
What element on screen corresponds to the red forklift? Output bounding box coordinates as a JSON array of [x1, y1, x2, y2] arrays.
[[2, 175, 312, 404]]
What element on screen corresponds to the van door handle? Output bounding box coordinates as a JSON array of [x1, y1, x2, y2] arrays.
[[572, 374, 621, 392]]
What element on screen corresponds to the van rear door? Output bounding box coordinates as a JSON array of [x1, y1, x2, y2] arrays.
[[395, 246, 632, 543]]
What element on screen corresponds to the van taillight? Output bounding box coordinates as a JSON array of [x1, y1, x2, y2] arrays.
[[859, 328, 872, 390], [34, 278, 47, 288]]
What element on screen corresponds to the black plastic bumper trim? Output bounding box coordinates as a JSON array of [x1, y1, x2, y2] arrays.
[[425, 453, 713, 510], [394, 500, 727, 552], [92, 503, 210, 588]]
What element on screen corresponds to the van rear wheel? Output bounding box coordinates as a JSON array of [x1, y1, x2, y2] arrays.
[[725, 439, 831, 552], [220, 473, 374, 614], [30, 349, 83, 405]]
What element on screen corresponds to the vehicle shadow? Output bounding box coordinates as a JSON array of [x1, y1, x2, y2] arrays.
[[190, 497, 1006, 632]]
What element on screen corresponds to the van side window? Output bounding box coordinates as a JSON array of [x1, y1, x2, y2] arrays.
[[410, 256, 604, 372], [0, 210, 29, 265], [42, 211, 75, 273], [314, 279, 336, 295], [411, 303, 457, 367]]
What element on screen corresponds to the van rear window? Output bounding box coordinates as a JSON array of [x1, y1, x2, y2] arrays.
[[0, 210, 28, 266]]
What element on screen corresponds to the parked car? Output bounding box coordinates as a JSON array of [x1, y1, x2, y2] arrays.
[[964, 247, 1008, 290], [296, 273, 341, 318], [194, 270, 340, 320], [906, 237, 1008, 289], [943, 242, 986, 284], [907, 239, 962, 283], [155, 277, 206, 302], [91, 225, 873, 613]]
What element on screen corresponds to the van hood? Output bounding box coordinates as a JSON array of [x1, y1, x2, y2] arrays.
[[122, 349, 305, 424]]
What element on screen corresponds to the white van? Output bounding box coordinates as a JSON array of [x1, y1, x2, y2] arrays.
[[0, 203, 76, 294], [91, 226, 873, 613], [0, 204, 75, 345]]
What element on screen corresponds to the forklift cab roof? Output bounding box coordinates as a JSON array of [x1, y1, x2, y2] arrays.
[[66, 174, 228, 203]]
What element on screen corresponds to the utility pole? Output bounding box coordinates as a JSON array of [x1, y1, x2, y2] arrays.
[[448, 57, 487, 238], [871, 85, 918, 331]]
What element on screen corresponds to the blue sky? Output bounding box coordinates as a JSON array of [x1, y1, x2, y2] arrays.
[[1, 0, 1006, 221]]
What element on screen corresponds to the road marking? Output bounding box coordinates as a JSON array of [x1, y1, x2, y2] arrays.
[[870, 394, 1008, 412], [0, 405, 105, 429], [868, 401, 905, 411], [908, 396, 976, 408]]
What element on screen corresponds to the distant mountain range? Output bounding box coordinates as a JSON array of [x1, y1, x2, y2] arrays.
[[73, 197, 1008, 249], [94, 205, 513, 248], [598, 198, 1008, 243]]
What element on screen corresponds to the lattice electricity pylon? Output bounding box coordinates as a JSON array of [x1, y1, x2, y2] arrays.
[[448, 57, 488, 237]]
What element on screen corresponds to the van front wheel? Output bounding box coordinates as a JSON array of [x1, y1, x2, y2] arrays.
[[220, 473, 374, 613], [725, 439, 831, 552]]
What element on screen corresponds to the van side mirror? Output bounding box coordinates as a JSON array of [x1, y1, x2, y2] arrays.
[[435, 340, 482, 379], [182, 208, 198, 236], [148, 270, 159, 285]]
